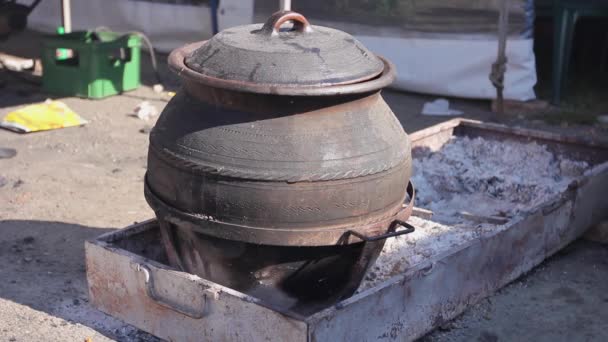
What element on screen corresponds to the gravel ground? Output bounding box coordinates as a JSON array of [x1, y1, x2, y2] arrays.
[[421, 240, 608, 342], [0, 85, 164, 341], [1, 30, 607, 342]]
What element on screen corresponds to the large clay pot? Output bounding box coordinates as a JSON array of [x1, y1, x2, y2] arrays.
[[144, 11, 414, 312]]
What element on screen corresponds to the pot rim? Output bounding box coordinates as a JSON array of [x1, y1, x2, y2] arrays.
[[168, 41, 397, 96], [145, 178, 414, 246]]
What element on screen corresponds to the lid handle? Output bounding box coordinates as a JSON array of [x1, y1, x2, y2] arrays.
[[261, 10, 312, 36]]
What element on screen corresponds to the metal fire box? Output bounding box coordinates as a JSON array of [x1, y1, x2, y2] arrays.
[[86, 119, 608, 341]]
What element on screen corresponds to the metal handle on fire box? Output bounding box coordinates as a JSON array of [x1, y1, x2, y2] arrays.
[[136, 264, 206, 319], [348, 220, 415, 242]]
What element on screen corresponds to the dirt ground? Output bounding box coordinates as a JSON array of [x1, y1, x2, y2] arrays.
[[1, 30, 607, 341]]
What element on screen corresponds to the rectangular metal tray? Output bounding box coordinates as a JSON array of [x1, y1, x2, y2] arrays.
[[86, 119, 608, 341]]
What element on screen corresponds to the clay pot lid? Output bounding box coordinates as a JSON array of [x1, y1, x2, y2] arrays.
[[179, 11, 385, 93]]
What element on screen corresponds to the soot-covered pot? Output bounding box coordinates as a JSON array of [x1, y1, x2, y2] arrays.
[[144, 11, 415, 313]]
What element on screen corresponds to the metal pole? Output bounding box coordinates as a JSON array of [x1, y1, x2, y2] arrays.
[[210, 0, 219, 34], [61, 0, 72, 33], [280, 0, 291, 11], [490, 0, 509, 114]]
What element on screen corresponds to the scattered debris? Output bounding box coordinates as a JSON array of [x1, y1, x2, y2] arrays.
[[412, 207, 433, 219], [421, 98, 463, 116], [0, 53, 35, 71], [457, 211, 509, 225], [0, 147, 17, 159], [0, 100, 87, 133], [139, 126, 152, 134], [152, 84, 164, 93], [133, 101, 158, 121]]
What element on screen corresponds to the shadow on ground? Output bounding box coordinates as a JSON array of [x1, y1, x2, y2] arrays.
[[0, 220, 158, 341], [0, 76, 49, 109]]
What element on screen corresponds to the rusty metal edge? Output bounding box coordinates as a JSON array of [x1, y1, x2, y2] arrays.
[[408, 118, 464, 143], [462, 119, 608, 148], [410, 118, 608, 150]]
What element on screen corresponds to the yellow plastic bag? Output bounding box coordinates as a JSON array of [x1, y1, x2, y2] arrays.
[[1, 100, 87, 133]]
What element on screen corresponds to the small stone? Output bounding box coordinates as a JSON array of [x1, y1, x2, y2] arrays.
[[73, 298, 80, 306], [23, 256, 33, 262], [0, 147, 17, 159], [13, 179, 24, 188], [139, 126, 152, 134], [112, 168, 121, 174], [22, 236, 34, 244], [9, 337, 16, 341], [438, 322, 456, 331]]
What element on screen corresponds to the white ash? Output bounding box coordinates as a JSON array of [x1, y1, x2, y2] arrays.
[[359, 136, 589, 291], [359, 216, 495, 291], [411, 136, 588, 224]]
